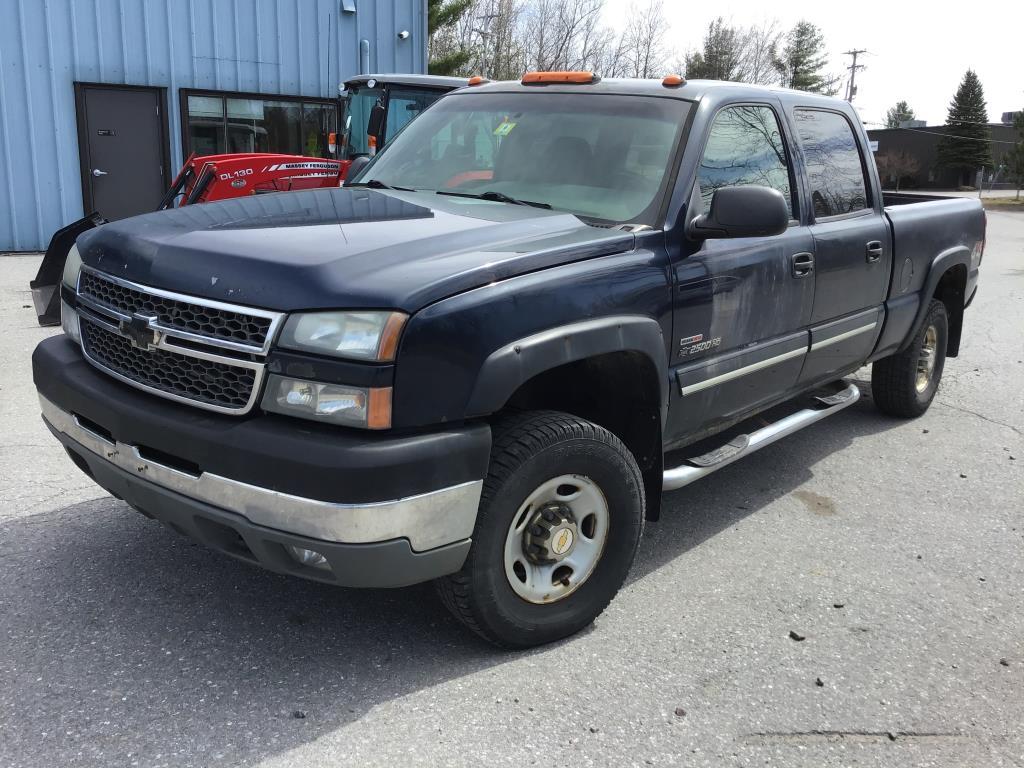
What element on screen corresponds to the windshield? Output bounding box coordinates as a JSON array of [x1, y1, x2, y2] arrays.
[[339, 87, 382, 158], [339, 86, 451, 160], [351, 92, 691, 225]]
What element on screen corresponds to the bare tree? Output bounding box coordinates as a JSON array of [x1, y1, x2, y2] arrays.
[[737, 19, 783, 85], [620, 0, 668, 79], [875, 150, 921, 191], [435, 0, 671, 82]]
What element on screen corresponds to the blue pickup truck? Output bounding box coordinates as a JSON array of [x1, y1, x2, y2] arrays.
[[35, 73, 985, 648]]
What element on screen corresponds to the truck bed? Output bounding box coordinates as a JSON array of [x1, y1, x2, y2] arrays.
[[883, 194, 984, 300]]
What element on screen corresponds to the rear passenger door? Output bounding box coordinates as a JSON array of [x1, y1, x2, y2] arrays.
[[667, 102, 815, 443], [791, 108, 890, 385]]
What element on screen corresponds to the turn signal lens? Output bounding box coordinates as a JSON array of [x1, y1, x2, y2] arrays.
[[367, 387, 393, 430], [522, 71, 598, 85]]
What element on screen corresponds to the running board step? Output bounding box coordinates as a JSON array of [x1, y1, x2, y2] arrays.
[[663, 382, 860, 491]]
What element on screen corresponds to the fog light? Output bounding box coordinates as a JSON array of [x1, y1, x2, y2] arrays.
[[286, 545, 331, 571]]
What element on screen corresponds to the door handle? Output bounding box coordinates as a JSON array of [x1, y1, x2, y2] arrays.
[[866, 240, 884, 262], [92, 168, 108, 177], [790, 252, 814, 278]]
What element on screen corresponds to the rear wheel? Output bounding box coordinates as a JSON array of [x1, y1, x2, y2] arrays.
[[436, 411, 644, 648], [872, 299, 948, 417]]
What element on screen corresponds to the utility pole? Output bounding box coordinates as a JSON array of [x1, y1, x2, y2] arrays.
[[843, 49, 867, 103]]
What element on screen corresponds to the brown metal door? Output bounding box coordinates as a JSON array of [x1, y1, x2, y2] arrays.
[[76, 85, 168, 220]]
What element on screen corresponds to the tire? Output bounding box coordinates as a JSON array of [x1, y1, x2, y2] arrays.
[[436, 410, 645, 648], [872, 299, 948, 417]]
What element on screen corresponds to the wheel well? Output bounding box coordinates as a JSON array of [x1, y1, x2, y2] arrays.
[[502, 351, 664, 520], [934, 264, 966, 357]]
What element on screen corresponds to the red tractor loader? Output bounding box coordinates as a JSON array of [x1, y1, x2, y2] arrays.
[[30, 74, 466, 325]]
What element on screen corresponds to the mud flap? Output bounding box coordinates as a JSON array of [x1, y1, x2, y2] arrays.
[[29, 212, 106, 326]]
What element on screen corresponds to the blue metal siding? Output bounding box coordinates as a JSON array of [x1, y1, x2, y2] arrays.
[[0, 0, 427, 251]]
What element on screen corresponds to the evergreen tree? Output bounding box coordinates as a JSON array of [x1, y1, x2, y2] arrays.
[[773, 21, 839, 95], [1006, 110, 1024, 200], [936, 70, 993, 183], [884, 100, 916, 129], [685, 18, 743, 81], [427, 0, 474, 75]]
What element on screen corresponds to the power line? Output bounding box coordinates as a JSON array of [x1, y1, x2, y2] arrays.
[[842, 49, 867, 103], [896, 127, 1016, 144]]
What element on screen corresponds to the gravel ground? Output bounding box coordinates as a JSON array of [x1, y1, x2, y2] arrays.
[[1, 212, 1021, 768]]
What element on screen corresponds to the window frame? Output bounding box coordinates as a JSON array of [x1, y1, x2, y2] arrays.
[[693, 101, 801, 226], [178, 88, 338, 159], [791, 106, 875, 224]]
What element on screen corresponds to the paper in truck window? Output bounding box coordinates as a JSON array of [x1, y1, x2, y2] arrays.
[[494, 120, 516, 137]]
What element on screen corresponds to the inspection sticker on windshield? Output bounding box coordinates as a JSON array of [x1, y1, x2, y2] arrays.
[[494, 121, 516, 136]]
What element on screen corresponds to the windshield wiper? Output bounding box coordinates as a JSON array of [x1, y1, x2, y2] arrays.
[[436, 190, 552, 209], [349, 179, 416, 191]]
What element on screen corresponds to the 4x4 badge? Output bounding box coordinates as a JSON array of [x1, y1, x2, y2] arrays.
[[119, 314, 161, 351]]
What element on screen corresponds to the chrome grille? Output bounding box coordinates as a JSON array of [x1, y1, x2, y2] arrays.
[[72, 268, 282, 415], [80, 316, 258, 411], [78, 269, 274, 351]]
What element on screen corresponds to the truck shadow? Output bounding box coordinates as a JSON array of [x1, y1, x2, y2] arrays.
[[631, 377, 897, 582], [0, 380, 903, 766]]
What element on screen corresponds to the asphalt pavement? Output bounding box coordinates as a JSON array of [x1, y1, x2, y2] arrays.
[[1, 212, 1021, 767]]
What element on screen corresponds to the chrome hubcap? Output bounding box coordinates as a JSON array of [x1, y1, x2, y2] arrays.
[[503, 474, 610, 604], [916, 325, 938, 393]]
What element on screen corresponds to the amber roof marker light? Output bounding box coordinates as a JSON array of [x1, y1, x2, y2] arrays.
[[662, 74, 686, 87], [467, 75, 489, 86], [521, 71, 600, 85]]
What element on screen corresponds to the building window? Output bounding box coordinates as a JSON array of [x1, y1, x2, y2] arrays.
[[182, 91, 337, 158]]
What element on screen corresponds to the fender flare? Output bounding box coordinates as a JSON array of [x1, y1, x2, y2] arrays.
[[465, 315, 669, 421], [898, 246, 970, 353]]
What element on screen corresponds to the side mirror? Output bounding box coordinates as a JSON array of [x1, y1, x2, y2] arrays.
[[688, 186, 789, 240], [343, 155, 371, 185], [366, 103, 385, 141]]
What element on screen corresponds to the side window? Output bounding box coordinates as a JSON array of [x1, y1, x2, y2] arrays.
[[794, 109, 869, 218], [697, 105, 794, 217]]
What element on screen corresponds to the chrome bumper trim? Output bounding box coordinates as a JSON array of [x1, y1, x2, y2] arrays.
[[40, 395, 482, 552]]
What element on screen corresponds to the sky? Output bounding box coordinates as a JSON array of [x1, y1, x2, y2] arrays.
[[602, 0, 1022, 127]]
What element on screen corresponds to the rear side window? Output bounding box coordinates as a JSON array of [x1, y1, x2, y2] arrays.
[[794, 109, 869, 218], [697, 105, 794, 217]]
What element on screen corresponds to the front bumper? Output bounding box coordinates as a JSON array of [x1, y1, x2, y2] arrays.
[[34, 335, 490, 587]]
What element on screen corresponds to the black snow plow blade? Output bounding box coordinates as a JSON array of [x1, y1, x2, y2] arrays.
[[30, 212, 106, 326]]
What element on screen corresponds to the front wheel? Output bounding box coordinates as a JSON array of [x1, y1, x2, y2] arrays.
[[436, 411, 645, 648], [872, 299, 948, 417]]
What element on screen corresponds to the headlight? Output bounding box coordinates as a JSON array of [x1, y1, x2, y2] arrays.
[[261, 374, 392, 429], [62, 244, 83, 289], [278, 311, 407, 361]]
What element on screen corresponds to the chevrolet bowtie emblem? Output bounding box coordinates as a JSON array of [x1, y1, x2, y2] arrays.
[[120, 314, 160, 350]]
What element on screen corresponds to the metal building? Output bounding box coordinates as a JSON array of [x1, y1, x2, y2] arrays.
[[0, 0, 428, 251]]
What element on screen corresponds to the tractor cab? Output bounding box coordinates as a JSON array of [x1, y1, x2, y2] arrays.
[[338, 74, 468, 161]]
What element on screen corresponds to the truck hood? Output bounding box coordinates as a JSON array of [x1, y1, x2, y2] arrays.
[[76, 187, 635, 312]]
